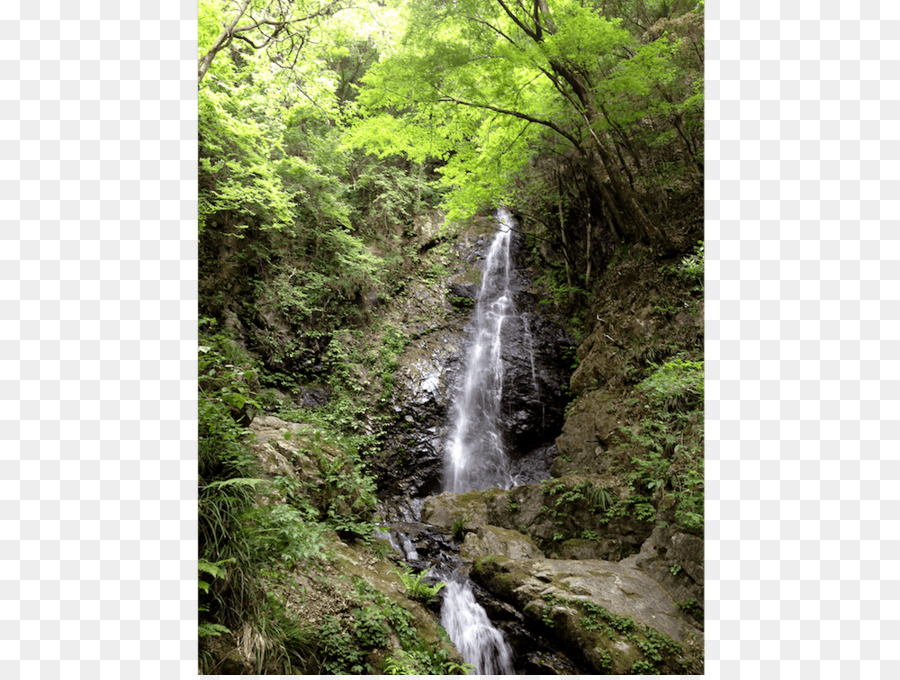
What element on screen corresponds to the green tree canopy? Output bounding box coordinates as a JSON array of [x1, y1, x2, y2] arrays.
[[349, 0, 703, 245]]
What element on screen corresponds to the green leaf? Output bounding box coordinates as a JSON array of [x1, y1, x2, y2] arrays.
[[202, 477, 266, 491], [198, 622, 232, 638]]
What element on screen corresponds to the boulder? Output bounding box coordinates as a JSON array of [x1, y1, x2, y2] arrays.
[[620, 525, 704, 606], [460, 525, 545, 561], [472, 556, 703, 674], [248, 415, 317, 484], [553, 389, 623, 476]]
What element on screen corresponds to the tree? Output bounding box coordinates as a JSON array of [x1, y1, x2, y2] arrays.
[[350, 0, 702, 248], [198, 0, 347, 84]]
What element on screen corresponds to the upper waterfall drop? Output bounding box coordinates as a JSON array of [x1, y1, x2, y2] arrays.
[[444, 208, 520, 494]]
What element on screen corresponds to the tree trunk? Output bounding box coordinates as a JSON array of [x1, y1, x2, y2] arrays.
[[556, 171, 575, 302], [584, 197, 593, 291], [672, 113, 704, 178], [198, 0, 252, 84]]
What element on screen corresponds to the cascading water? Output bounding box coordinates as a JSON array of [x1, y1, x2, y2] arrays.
[[440, 208, 521, 674], [445, 208, 517, 493], [441, 579, 514, 675]]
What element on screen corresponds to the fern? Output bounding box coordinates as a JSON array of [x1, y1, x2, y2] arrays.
[[397, 567, 446, 603], [198, 622, 231, 638], [202, 477, 266, 491]]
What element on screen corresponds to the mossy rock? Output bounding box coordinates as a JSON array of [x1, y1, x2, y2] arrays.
[[470, 556, 703, 674]]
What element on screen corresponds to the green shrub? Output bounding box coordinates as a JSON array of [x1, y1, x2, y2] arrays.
[[318, 579, 467, 674], [448, 295, 475, 309], [676, 598, 704, 623], [639, 355, 703, 412], [631, 659, 660, 674]]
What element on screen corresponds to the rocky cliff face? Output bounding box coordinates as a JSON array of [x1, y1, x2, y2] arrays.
[[374, 218, 573, 507], [385, 235, 704, 674]]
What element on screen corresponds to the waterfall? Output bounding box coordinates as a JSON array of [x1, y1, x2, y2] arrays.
[[440, 208, 519, 674], [441, 580, 514, 675], [445, 208, 518, 493]]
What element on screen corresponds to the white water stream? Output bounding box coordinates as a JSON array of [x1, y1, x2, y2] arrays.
[[445, 208, 517, 493], [441, 579, 514, 675], [440, 208, 520, 674]]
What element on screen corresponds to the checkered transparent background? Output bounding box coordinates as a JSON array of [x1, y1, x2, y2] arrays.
[[0, 1, 897, 678]]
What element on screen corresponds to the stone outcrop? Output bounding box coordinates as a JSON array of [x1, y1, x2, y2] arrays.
[[422, 479, 652, 560], [471, 555, 703, 674], [379, 230, 705, 674], [376, 225, 573, 502], [460, 525, 545, 561]]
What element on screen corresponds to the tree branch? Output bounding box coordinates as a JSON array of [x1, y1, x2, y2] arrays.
[[198, 0, 252, 84], [198, 0, 346, 85], [436, 94, 583, 151], [495, 0, 539, 41]]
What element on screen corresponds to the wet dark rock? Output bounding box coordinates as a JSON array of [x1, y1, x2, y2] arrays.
[[297, 385, 329, 408], [375, 228, 573, 504], [448, 282, 478, 300]]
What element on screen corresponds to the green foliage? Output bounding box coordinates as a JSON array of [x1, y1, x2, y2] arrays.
[[540, 592, 562, 627], [535, 266, 585, 309], [450, 517, 470, 541], [246, 592, 321, 674], [535, 594, 688, 673], [448, 295, 475, 310], [639, 354, 704, 412], [318, 579, 466, 674], [350, 0, 703, 242], [539, 479, 616, 539], [198, 333, 262, 428], [596, 648, 613, 671], [198, 621, 231, 638], [610, 349, 706, 536], [198, 557, 234, 639], [248, 501, 329, 568], [676, 598, 704, 624], [631, 659, 660, 674], [636, 627, 682, 664], [284, 429, 379, 541], [382, 651, 422, 675], [581, 601, 635, 635], [397, 566, 447, 604], [661, 241, 704, 283]]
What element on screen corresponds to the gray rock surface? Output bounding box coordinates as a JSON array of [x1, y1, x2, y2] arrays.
[[460, 525, 545, 561], [472, 555, 703, 674]]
